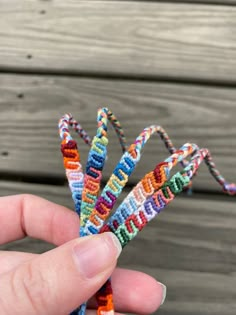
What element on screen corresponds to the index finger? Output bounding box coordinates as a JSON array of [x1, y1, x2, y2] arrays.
[[0, 194, 80, 245]]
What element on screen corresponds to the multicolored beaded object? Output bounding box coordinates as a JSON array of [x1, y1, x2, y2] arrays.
[[58, 108, 236, 315]]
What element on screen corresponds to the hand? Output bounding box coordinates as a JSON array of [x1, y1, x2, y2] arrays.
[[0, 194, 166, 315]]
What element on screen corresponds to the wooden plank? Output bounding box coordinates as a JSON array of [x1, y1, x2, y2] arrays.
[[123, 266, 236, 315], [172, 0, 236, 3], [1, 1, 236, 82], [110, 0, 236, 4], [0, 181, 235, 314], [0, 74, 235, 192], [105, 0, 236, 4]]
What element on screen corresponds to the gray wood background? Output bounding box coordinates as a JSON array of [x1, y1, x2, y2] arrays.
[[0, 0, 236, 314]]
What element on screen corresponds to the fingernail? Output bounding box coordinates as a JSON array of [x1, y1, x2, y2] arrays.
[[73, 232, 122, 279], [158, 281, 167, 305]]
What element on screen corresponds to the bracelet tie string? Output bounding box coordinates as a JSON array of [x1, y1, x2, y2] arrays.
[[58, 108, 235, 315]]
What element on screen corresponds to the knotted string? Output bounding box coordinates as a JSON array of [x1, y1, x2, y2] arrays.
[[59, 108, 236, 315]]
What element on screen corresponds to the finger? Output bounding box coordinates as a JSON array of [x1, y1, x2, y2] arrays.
[[88, 268, 166, 315], [0, 194, 80, 245], [0, 233, 121, 315], [0, 252, 166, 313], [0, 251, 36, 274]]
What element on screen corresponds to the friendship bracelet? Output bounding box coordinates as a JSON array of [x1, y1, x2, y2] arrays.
[[59, 109, 194, 315], [58, 108, 236, 315], [59, 109, 128, 315], [95, 144, 236, 315], [98, 142, 198, 240], [59, 110, 127, 218], [79, 108, 127, 233], [96, 146, 236, 315], [101, 146, 234, 246], [83, 124, 193, 237]]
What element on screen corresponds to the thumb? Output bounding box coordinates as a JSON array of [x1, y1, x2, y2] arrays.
[[0, 232, 121, 315]]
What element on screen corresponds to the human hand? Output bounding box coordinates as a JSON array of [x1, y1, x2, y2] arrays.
[[0, 194, 166, 315]]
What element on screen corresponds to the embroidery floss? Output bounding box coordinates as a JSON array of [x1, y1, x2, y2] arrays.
[[59, 108, 236, 315]]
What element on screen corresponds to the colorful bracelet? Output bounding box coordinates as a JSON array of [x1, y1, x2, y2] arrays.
[[101, 146, 235, 246], [83, 142, 197, 237], [58, 108, 236, 315], [59, 109, 128, 315], [58, 109, 127, 218], [96, 145, 236, 315], [59, 108, 191, 315]]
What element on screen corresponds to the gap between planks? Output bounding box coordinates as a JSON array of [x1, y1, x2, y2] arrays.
[[0, 74, 235, 192], [0, 180, 235, 314]]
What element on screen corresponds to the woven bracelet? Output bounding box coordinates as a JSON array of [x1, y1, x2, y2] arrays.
[[58, 108, 236, 315]]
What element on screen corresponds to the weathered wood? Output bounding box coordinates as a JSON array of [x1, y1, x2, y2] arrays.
[[101, 0, 236, 4], [0, 181, 235, 315], [172, 0, 236, 2], [124, 266, 236, 315], [109, 0, 236, 5], [110, 0, 236, 4], [1, 1, 236, 82], [0, 74, 235, 192]]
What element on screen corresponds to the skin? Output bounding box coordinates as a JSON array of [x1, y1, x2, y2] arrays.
[[0, 194, 164, 315]]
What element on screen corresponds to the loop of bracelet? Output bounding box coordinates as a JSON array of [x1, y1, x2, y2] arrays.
[[59, 108, 236, 315]]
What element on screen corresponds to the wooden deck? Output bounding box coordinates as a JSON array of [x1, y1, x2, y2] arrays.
[[0, 1, 236, 314]]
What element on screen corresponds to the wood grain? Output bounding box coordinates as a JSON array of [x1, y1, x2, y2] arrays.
[[100, 0, 236, 4], [0, 1, 236, 82], [125, 266, 236, 315], [0, 181, 235, 315], [109, 0, 236, 5], [0, 74, 235, 192]]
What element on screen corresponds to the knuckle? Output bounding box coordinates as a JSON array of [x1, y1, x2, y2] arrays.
[[12, 261, 51, 314], [20, 193, 36, 204]]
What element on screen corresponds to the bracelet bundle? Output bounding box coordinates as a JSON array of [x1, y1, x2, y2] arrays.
[[59, 108, 236, 315]]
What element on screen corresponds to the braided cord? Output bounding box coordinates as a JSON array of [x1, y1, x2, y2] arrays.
[[107, 108, 127, 153], [83, 125, 192, 236], [102, 143, 197, 236], [59, 113, 92, 144], [81, 125, 197, 315], [59, 110, 127, 315], [59, 114, 90, 215], [80, 108, 127, 232], [58, 108, 235, 315], [95, 143, 197, 315], [87, 131, 195, 315], [76, 108, 127, 315], [101, 147, 235, 247], [59, 110, 127, 218]]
